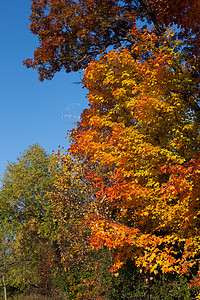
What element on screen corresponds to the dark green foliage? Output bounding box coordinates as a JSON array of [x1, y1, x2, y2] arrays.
[[108, 261, 197, 300]]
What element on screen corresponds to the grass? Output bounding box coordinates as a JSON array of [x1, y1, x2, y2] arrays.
[[0, 294, 57, 300]]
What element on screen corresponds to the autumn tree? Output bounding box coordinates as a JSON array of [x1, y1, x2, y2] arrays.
[[49, 149, 193, 300], [68, 28, 200, 295], [49, 151, 117, 299], [24, 0, 200, 123], [24, 0, 199, 82]]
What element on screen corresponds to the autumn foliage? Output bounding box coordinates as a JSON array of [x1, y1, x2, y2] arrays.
[[24, 0, 137, 80], [1, 0, 199, 299], [24, 0, 199, 81], [69, 28, 200, 287], [146, 0, 200, 54]]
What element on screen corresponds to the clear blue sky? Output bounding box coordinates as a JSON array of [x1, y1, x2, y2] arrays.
[[0, 0, 88, 181]]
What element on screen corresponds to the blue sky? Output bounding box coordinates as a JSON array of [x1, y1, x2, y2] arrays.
[[0, 0, 88, 181]]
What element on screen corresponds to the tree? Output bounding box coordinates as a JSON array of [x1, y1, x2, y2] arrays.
[[24, 0, 199, 81], [68, 29, 200, 293], [23, 0, 136, 81], [49, 151, 116, 299], [0, 144, 61, 296], [50, 149, 198, 300]]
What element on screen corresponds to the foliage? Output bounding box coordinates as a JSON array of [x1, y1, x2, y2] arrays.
[[108, 260, 197, 300], [46, 150, 198, 299], [68, 27, 200, 292], [23, 0, 137, 80], [18, 0, 200, 298], [146, 0, 200, 55], [24, 0, 199, 81], [0, 144, 60, 295], [49, 151, 113, 299]]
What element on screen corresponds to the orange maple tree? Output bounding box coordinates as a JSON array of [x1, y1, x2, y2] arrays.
[[69, 28, 200, 289]]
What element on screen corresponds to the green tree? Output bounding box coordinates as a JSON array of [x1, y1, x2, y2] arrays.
[[0, 144, 61, 297]]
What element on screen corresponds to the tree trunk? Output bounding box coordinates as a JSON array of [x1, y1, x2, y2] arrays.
[[2, 275, 7, 300]]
